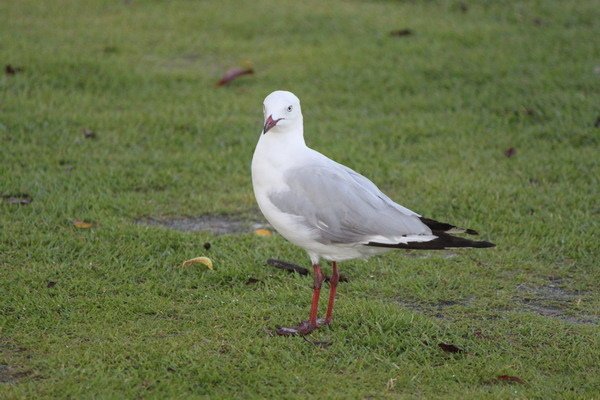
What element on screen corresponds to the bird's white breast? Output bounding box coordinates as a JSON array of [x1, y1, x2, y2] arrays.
[[251, 133, 318, 248]]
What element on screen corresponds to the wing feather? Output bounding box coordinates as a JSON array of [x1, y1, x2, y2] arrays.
[[268, 160, 431, 245]]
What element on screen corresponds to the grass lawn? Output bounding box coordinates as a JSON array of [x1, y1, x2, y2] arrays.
[[1, 0, 599, 398]]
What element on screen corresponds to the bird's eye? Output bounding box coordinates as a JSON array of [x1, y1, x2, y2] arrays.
[[286, 105, 293, 112]]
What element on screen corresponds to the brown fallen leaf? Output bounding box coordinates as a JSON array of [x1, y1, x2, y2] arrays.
[[255, 228, 272, 237], [438, 342, 464, 353], [73, 220, 94, 229], [390, 29, 413, 37], [504, 147, 516, 158], [522, 107, 535, 116], [46, 281, 57, 288], [182, 256, 213, 270], [217, 67, 254, 87], [496, 375, 525, 384], [5, 64, 24, 76], [473, 330, 486, 339], [2, 193, 32, 205], [83, 129, 96, 139]]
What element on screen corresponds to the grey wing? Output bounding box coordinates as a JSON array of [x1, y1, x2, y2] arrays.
[[268, 162, 432, 245]]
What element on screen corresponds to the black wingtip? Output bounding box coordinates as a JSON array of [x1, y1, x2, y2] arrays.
[[419, 217, 480, 236], [367, 232, 496, 250], [474, 240, 495, 248]]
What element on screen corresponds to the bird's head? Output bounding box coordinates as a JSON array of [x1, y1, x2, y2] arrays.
[[262, 90, 302, 134]]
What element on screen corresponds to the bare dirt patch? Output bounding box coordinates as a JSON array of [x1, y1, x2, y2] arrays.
[[0, 339, 31, 384], [515, 283, 598, 325], [0, 364, 31, 384], [397, 281, 598, 325]]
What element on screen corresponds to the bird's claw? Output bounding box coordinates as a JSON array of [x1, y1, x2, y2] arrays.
[[275, 317, 334, 336], [275, 326, 300, 336], [276, 320, 318, 336]]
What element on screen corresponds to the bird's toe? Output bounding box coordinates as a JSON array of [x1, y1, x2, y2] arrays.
[[275, 320, 318, 336]]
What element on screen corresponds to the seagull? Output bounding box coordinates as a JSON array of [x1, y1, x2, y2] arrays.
[[251, 90, 495, 336]]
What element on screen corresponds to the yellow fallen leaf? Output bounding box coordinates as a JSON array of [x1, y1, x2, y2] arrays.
[[73, 220, 93, 229], [182, 256, 213, 270], [241, 59, 254, 69], [254, 229, 272, 237]]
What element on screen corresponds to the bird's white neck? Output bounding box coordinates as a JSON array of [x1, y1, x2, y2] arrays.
[[258, 124, 306, 152], [252, 124, 308, 181]]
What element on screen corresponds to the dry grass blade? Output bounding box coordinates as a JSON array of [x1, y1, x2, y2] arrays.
[[73, 220, 94, 229]]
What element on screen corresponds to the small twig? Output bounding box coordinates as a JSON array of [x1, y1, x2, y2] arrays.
[[390, 29, 413, 37], [301, 336, 332, 348], [266, 258, 309, 275]]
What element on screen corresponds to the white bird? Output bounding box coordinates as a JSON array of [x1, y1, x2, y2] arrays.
[[251, 90, 494, 335]]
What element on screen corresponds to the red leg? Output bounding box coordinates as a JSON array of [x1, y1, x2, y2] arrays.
[[276, 264, 324, 336], [324, 261, 339, 325], [308, 263, 324, 326]]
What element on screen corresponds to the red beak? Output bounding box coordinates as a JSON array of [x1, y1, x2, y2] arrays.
[[263, 115, 282, 134]]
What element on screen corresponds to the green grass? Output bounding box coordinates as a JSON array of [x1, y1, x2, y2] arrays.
[[1, 0, 599, 398]]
